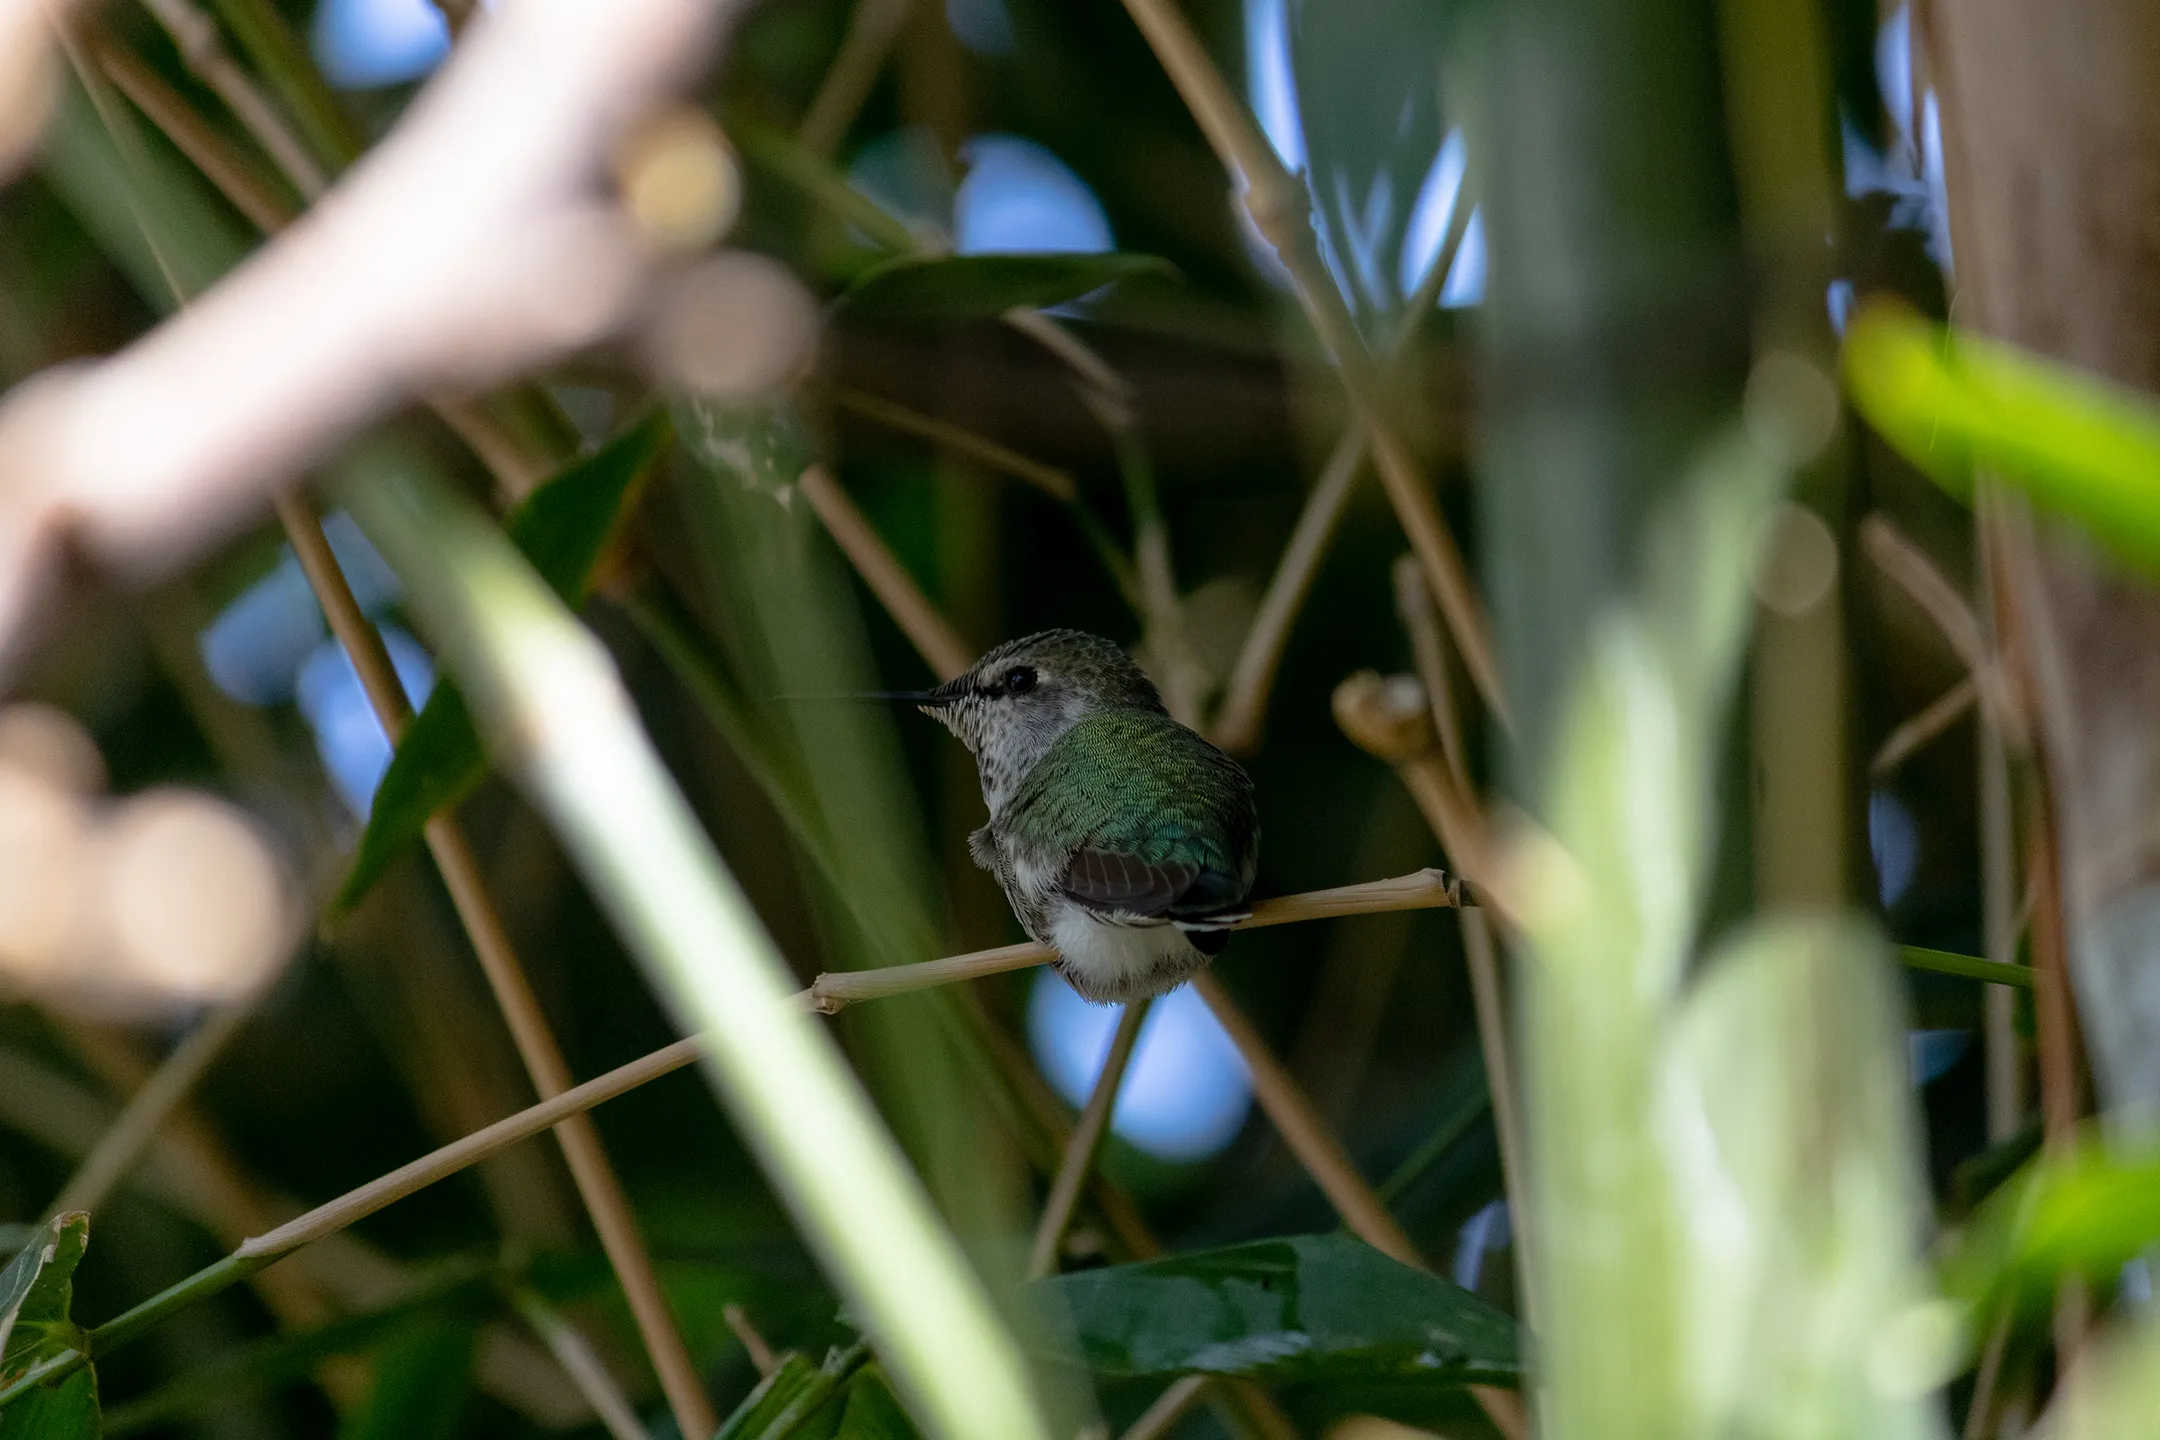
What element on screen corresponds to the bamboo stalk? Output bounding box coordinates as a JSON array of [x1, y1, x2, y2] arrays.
[[1870, 674, 1978, 778], [509, 1285, 647, 1440], [44, 993, 260, 1219], [807, 870, 1460, 1011], [277, 487, 719, 1436], [797, 0, 912, 157], [797, 464, 976, 681], [137, 0, 332, 200], [1028, 999, 1150, 1279], [1192, 971, 1527, 1440], [1110, 0, 1509, 731], [348, 470, 1055, 1440]]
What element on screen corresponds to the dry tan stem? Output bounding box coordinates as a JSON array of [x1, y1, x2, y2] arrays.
[[510, 1285, 647, 1440], [1193, 971, 1527, 1440], [1975, 496, 2027, 1143], [1111, 0, 1508, 732], [1118, 1375, 1208, 1440], [1392, 555, 1469, 798], [90, 32, 296, 231], [807, 869, 1459, 1011], [237, 1034, 705, 1258], [279, 488, 716, 1436], [1457, 907, 1536, 1330], [1870, 673, 1979, 778], [1209, 423, 1366, 754], [1860, 514, 2026, 747], [2026, 805, 2087, 1364], [797, 464, 976, 681], [46, 992, 260, 1219], [1028, 998, 1150, 1279], [823, 383, 1078, 501], [723, 1303, 779, 1377], [137, 0, 332, 199], [796, 0, 911, 157]]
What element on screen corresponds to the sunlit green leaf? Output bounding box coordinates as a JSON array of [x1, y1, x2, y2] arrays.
[[332, 412, 672, 912], [1041, 1233, 1520, 1386], [0, 1215, 88, 1387], [1943, 1135, 2160, 1319], [837, 253, 1176, 323], [1842, 302, 2160, 574]]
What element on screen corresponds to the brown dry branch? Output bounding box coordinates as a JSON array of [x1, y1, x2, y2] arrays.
[[723, 1303, 780, 1377], [805, 869, 1461, 1011], [1192, 971, 1527, 1440], [1209, 424, 1365, 754], [510, 1285, 648, 1440], [0, 0, 753, 664], [135, 0, 331, 199], [88, 31, 296, 231], [797, 464, 976, 681], [1860, 513, 2026, 747], [279, 489, 716, 1437], [1870, 673, 1979, 779], [1110, 0, 1508, 732], [44, 990, 262, 1219], [1027, 997, 1150, 1279], [1117, 1375, 1209, 1440]]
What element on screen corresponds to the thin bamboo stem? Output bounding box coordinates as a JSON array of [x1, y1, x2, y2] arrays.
[[509, 1285, 647, 1440], [1870, 673, 1978, 778], [1118, 1375, 1208, 1440], [1860, 514, 2025, 745], [45, 994, 260, 1219], [1210, 424, 1366, 754], [1976, 496, 2027, 1143], [824, 383, 1078, 501], [89, 32, 296, 232], [723, 1303, 780, 1377], [1191, 971, 1527, 1440], [1028, 999, 1150, 1279], [2026, 802, 2086, 1367], [137, 0, 331, 200], [797, 0, 911, 157], [807, 869, 1460, 1011], [279, 491, 716, 1440], [1110, 0, 1508, 731], [798, 464, 976, 681]]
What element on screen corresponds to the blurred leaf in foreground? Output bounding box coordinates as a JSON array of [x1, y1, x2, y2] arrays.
[[0, 1214, 97, 1440], [1664, 918, 1950, 1440], [336, 1318, 476, 1440], [1942, 1135, 2160, 1321], [837, 253, 1175, 322], [1842, 301, 2160, 575], [1040, 1232, 1520, 1387], [333, 412, 672, 912]]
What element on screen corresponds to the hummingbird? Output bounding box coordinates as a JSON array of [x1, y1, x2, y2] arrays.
[[892, 629, 1259, 1003]]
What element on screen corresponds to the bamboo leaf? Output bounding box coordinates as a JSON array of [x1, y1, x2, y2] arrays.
[[833, 1365, 925, 1440], [1943, 1137, 2160, 1320], [0, 1367, 98, 1440], [332, 412, 671, 912], [336, 1318, 477, 1440], [0, 1216, 88, 1387], [1842, 302, 2160, 575], [1040, 1232, 1521, 1386], [838, 253, 1176, 322]]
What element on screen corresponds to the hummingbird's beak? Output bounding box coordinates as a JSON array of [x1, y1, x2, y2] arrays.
[[857, 680, 967, 708]]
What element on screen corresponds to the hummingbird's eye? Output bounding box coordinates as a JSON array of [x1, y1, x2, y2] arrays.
[[1004, 665, 1038, 696]]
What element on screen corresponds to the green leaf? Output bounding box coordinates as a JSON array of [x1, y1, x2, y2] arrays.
[[0, 1365, 98, 1440], [332, 413, 672, 912], [1943, 1136, 2160, 1319], [833, 1365, 923, 1440], [715, 1346, 867, 1440], [837, 253, 1176, 323], [0, 1216, 89, 1387], [336, 1318, 476, 1440], [1842, 301, 2160, 575], [1041, 1233, 1520, 1386]]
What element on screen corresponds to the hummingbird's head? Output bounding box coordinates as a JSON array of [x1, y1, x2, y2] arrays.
[[914, 629, 1165, 811]]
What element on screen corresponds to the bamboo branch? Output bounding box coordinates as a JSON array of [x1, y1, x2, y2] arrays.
[[797, 463, 976, 681], [137, 0, 331, 200], [1209, 424, 1365, 754], [1028, 998, 1149, 1279], [1870, 673, 1978, 778], [509, 1285, 647, 1440], [1860, 514, 2026, 745], [806, 870, 1461, 1011], [1110, 0, 1508, 731], [88, 30, 296, 231], [281, 486, 715, 1437], [1118, 1375, 1208, 1440], [823, 382, 1078, 501], [44, 992, 260, 1219], [1192, 971, 1527, 1440]]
